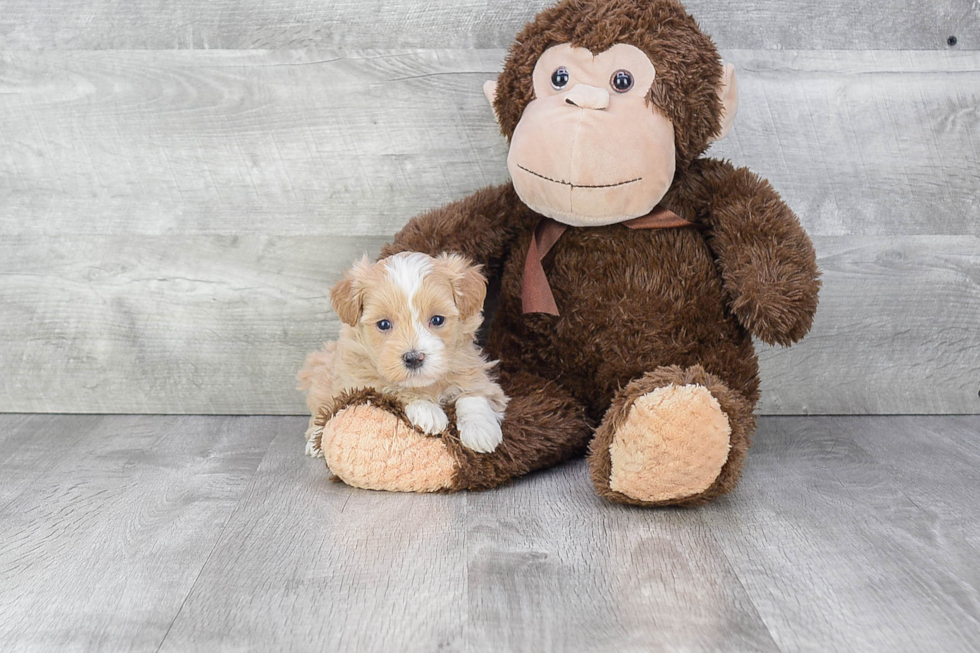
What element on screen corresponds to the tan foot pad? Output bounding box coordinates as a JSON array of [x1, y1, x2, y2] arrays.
[[322, 404, 457, 493], [609, 384, 731, 502]]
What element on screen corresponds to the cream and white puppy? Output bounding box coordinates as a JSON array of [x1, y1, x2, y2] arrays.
[[298, 252, 509, 457]]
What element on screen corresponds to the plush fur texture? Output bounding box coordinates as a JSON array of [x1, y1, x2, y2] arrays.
[[493, 0, 729, 167], [587, 364, 756, 507], [503, 42, 682, 225], [606, 383, 731, 502], [321, 401, 458, 493], [315, 0, 820, 506], [316, 380, 591, 492]]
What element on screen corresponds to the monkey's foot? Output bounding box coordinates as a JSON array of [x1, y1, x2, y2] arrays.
[[608, 384, 731, 501], [588, 365, 755, 507], [321, 404, 457, 493]]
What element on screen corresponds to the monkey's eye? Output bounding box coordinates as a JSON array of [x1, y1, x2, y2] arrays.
[[376, 319, 392, 331], [551, 67, 570, 90], [611, 70, 634, 93], [430, 315, 445, 327]]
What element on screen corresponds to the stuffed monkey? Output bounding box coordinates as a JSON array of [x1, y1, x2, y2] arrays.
[[314, 0, 820, 506]]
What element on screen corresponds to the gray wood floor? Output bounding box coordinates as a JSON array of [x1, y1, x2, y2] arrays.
[[1, 414, 978, 652]]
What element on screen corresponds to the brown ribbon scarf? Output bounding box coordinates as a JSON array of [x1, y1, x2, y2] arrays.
[[521, 204, 700, 315]]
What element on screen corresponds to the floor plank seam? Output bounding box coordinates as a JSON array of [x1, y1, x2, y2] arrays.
[[697, 510, 786, 653], [152, 420, 281, 652], [339, 486, 355, 513], [154, 541, 219, 653]]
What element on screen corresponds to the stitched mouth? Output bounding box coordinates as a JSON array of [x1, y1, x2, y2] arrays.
[[517, 164, 642, 189]]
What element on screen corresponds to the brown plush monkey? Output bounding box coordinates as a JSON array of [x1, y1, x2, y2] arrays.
[[313, 0, 820, 506]]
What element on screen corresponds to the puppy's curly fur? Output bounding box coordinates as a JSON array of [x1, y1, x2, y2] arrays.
[[298, 252, 509, 457]]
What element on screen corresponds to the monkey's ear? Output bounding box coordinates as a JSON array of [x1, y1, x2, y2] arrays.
[[713, 63, 738, 141], [437, 253, 487, 320], [483, 79, 500, 124], [330, 256, 370, 326]]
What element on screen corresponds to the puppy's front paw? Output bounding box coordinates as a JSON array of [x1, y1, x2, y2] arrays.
[[456, 396, 504, 453], [405, 400, 449, 435]]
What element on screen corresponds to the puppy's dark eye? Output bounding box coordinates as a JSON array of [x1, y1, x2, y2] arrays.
[[430, 315, 445, 327], [376, 319, 392, 331], [551, 67, 570, 90], [611, 70, 633, 93]]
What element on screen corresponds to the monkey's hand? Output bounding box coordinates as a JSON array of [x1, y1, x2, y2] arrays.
[[701, 161, 821, 346]]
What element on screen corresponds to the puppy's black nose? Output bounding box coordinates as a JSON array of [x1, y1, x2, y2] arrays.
[[402, 350, 425, 370]]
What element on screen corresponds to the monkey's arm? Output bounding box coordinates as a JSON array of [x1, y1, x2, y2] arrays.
[[697, 159, 821, 346], [380, 183, 526, 268]]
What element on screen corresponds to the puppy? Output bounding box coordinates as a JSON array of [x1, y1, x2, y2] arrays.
[[298, 252, 509, 457]]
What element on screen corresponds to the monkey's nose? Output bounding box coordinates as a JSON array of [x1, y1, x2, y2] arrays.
[[564, 84, 609, 110], [402, 350, 425, 370]]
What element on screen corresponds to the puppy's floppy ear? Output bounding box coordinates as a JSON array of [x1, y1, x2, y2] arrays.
[[437, 253, 487, 320], [330, 255, 371, 326]]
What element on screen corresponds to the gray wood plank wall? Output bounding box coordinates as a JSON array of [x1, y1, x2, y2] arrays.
[[0, 4, 977, 414], [0, 1, 976, 50]]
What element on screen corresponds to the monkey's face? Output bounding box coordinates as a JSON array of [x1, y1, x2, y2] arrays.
[[504, 44, 676, 227]]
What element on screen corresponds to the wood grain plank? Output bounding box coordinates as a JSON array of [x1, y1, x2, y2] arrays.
[[2, 415, 979, 650], [1, 49, 977, 238], [0, 234, 379, 414], [0, 49, 509, 239], [0, 414, 101, 509], [1, 234, 976, 414], [1, 48, 977, 414], [466, 462, 780, 652], [157, 417, 466, 652], [713, 50, 980, 238], [757, 235, 980, 414], [705, 416, 980, 651], [844, 415, 980, 541], [0, 0, 976, 50], [0, 415, 277, 651]]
